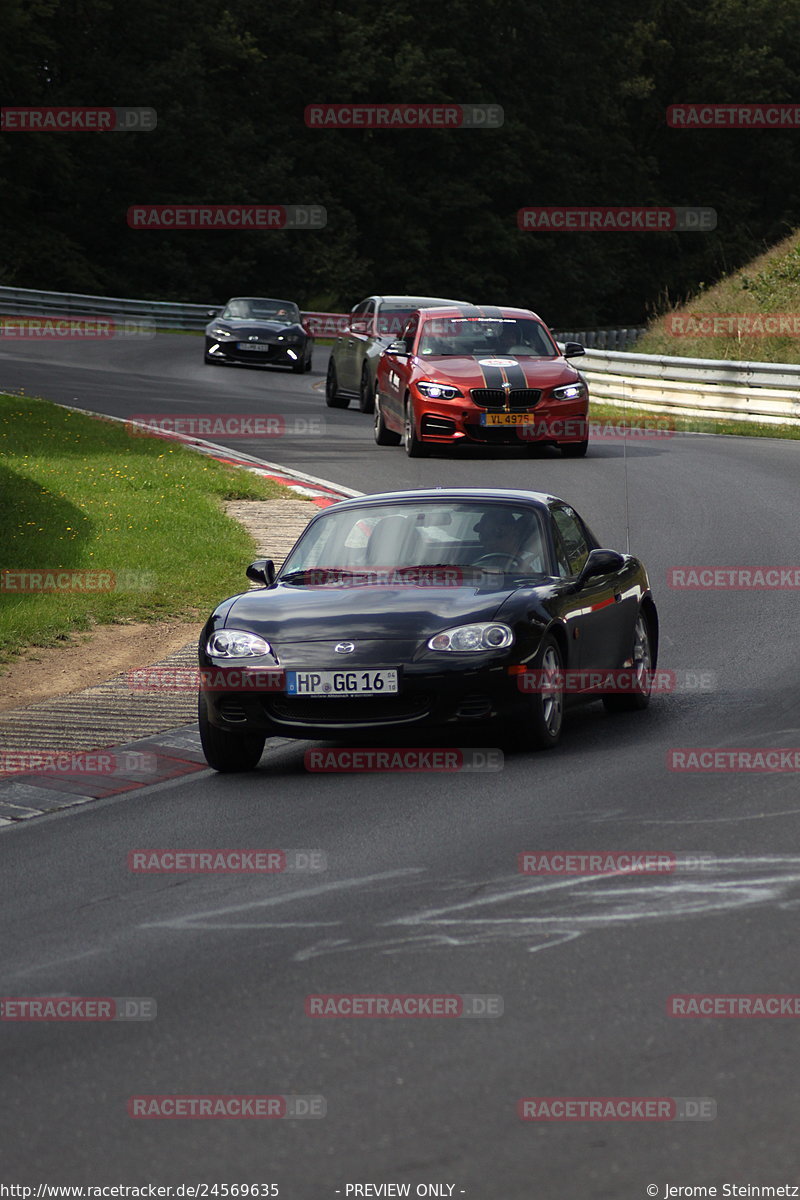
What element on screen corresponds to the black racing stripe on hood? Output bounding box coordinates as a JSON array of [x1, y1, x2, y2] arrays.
[[478, 360, 505, 387], [501, 360, 528, 388]]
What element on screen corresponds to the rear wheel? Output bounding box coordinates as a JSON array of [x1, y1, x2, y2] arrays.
[[358, 364, 374, 412], [198, 693, 266, 772], [603, 611, 653, 712], [404, 400, 429, 457], [374, 396, 401, 445], [325, 360, 349, 408], [560, 439, 589, 458], [506, 634, 564, 750]]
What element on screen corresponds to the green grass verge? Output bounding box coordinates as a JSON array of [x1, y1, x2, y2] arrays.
[[0, 393, 294, 663], [636, 229, 800, 362], [589, 400, 800, 441]]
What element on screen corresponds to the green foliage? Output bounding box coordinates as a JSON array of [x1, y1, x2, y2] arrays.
[[2, 0, 800, 324]]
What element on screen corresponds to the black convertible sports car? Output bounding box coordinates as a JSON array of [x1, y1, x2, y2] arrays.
[[198, 488, 659, 771], [204, 297, 313, 372]]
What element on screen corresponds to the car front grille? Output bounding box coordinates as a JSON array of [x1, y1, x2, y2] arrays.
[[265, 694, 431, 725], [471, 388, 542, 410]]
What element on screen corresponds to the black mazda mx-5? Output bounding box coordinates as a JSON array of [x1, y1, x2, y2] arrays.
[[204, 296, 313, 372], [198, 488, 659, 771]]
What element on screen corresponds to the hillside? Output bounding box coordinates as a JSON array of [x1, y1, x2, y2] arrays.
[[636, 229, 800, 362]]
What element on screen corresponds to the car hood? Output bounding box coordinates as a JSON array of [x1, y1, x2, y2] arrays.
[[223, 580, 518, 642], [413, 355, 580, 390], [207, 319, 301, 336]]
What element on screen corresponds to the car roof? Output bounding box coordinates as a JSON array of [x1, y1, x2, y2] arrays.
[[224, 296, 298, 305], [417, 304, 545, 322], [369, 295, 471, 306], [320, 487, 563, 512]]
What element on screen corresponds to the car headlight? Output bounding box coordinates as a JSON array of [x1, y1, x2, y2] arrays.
[[206, 630, 272, 658], [210, 327, 235, 339], [415, 380, 463, 400], [427, 622, 514, 652], [552, 382, 587, 401]]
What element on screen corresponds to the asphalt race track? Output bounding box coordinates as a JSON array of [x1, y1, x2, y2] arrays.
[[2, 335, 800, 1197]]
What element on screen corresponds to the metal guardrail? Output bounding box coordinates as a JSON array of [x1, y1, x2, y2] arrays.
[[0, 285, 798, 422]]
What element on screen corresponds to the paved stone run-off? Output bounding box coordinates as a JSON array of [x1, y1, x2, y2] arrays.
[[0, 500, 318, 823]]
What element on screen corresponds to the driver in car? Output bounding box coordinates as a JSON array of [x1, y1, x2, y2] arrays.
[[473, 509, 546, 572]]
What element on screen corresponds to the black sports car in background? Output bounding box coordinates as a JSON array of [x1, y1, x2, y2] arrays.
[[198, 488, 659, 771], [204, 296, 313, 372]]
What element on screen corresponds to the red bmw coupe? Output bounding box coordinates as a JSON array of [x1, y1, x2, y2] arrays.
[[373, 304, 590, 457]]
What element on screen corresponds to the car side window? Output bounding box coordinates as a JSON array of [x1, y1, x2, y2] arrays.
[[551, 507, 590, 577], [401, 316, 418, 352]]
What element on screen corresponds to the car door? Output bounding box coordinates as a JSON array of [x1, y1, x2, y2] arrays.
[[344, 299, 373, 390], [382, 314, 418, 426], [549, 504, 632, 672], [335, 300, 366, 391]]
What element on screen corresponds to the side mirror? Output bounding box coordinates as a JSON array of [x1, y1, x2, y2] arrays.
[[563, 341, 585, 358], [572, 548, 625, 590], [385, 339, 409, 355], [207, 308, 220, 318], [246, 558, 276, 587]]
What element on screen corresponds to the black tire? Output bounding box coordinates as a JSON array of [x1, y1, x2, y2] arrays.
[[603, 610, 653, 713], [325, 359, 350, 408], [560, 439, 589, 458], [358, 364, 374, 412], [506, 633, 565, 750], [198, 693, 266, 772], [291, 356, 306, 373], [374, 396, 402, 445], [403, 400, 429, 458], [304, 349, 313, 372]]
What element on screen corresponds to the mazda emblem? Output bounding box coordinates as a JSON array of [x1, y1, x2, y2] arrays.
[[334, 641, 356, 654]]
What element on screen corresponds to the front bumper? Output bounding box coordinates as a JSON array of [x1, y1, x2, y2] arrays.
[[413, 397, 590, 446], [200, 654, 531, 738], [205, 338, 305, 366]]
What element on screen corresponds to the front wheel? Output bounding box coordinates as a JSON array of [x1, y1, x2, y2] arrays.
[[291, 355, 306, 374], [506, 634, 564, 750], [325, 360, 350, 408], [374, 396, 402, 445], [198, 693, 266, 772], [603, 611, 653, 712], [404, 401, 429, 457]]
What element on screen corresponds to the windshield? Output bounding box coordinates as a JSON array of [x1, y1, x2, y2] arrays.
[[418, 316, 557, 357], [222, 299, 300, 323], [375, 302, 460, 336], [280, 501, 552, 581]]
